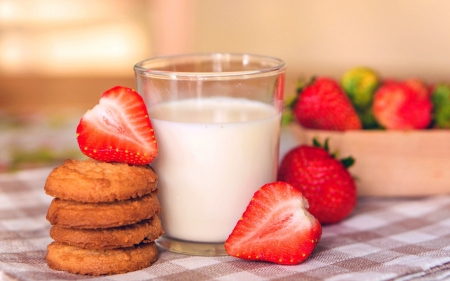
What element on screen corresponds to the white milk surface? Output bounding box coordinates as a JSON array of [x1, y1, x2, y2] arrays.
[[149, 97, 281, 243]]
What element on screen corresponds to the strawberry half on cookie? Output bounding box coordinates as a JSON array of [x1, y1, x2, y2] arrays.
[[225, 181, 322, 265], [76, 86, 158, 165]]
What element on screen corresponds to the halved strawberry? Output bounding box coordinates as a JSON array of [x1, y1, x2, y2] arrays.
[[224, 181, 322, 265], [76, 86, 158, 165]]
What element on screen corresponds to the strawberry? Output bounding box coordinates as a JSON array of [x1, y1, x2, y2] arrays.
[[341, 66, 380, 111], [278, 139, 357, 224], [292, 77, 362, 131], [76, 86, 158, 165], [341, 67, 381, 129], [431, 83, 450, 128], [372, 79, 433, 130], [224, 181, 322, 265]]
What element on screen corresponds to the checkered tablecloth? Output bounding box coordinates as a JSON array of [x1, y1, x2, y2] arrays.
[[1, 168, 450, 281]]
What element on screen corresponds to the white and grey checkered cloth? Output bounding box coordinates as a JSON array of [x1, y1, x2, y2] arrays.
[[1, 168, 450, 281]]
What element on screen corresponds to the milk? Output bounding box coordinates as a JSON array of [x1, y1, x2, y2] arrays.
[[148, 97, 281, 243]]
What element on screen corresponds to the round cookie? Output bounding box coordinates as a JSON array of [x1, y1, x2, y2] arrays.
[[46, 192, 161, 229], [46, 242, 158, 276], [50, 215, 163, 249], [44, 159, 158, 203]]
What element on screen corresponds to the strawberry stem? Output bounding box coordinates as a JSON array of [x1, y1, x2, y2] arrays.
[[312, 138, 330, 152], [312, 137, 355, 169], [312, 138, 322, 148], [323, 139, 330, 152], [341, 156, 355, 169]]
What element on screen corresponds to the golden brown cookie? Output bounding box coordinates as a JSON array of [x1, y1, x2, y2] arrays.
[[44, 159, 157, 203], [46, 192, 161, 229], [46, 242, 158, 276], [49, 215, 163, 249]]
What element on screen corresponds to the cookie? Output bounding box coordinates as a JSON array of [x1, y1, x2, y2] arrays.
[[44, 159, 157, 203], [46, 192, 161, 229], [49, 215, 163, 249], [46, 242, 158, 276]]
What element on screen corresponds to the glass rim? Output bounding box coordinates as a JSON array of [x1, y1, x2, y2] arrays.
[[133, 53, 286, 79]]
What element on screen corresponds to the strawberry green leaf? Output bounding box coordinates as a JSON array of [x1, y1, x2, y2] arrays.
[[340, 156, 355, 169]]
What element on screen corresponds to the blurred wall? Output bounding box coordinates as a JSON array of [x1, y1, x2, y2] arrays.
[[188, 0, 450, 97], [1, 0, 450, 112]]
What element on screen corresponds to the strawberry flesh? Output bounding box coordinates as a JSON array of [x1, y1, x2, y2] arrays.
[[224, 181, 322, 265], [76, 86, 158, 165]]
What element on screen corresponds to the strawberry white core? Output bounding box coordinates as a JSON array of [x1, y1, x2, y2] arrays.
[[84, 98, 147, 147]]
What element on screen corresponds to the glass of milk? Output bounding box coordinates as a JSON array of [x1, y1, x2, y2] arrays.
[[134, 53, 286, 256]]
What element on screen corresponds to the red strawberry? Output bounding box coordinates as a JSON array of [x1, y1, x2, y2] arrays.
[[278, 140, 357, 224], [224, 181, 322, 265], [76, 86, 158, 165], [293, 77, 362, 131], [372, 79, 433, 130]]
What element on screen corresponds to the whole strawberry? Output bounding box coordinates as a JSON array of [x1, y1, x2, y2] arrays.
[[431, 83, 450, 128], [341, 67, 380, 111], [372, 79, 433, 130], [225, 181, 322, 265], [278, 139, 357, 224], [293, 77, 362, 131], [341, 67, 380, 129]]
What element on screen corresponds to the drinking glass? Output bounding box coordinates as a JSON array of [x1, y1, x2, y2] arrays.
[[134, 53, 286, 256]]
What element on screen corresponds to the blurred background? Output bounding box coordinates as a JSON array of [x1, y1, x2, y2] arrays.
[[1, 0, 450, 171]]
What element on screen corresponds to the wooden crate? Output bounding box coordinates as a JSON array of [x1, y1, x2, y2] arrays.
[[281, 124, 450, 197]]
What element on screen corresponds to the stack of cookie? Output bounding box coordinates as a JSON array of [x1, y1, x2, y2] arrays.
[[44, 159, 163, 276]]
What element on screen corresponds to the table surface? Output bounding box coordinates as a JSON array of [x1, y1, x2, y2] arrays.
[[1, 113, 450, 280], [1, 168, 450, 281]]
